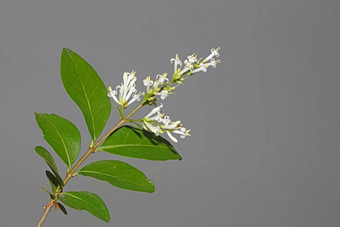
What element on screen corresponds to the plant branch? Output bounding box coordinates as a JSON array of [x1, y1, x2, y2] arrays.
[[37, 103, 143, 227], [37, 203, 53, 227]]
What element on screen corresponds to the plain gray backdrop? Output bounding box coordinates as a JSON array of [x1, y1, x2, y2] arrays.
[[1, 0, 340, 226]]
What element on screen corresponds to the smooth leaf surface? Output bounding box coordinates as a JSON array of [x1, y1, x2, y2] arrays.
[[45, 170, 60, 192], [41, 187, 53, 198], [57, 203, 68, 215], [79, 160, 155, 193], [36, 146, 64, 187], [59, 191, 110, 222], [35, 146, 59, 174], [35, 113, 81, 168], [99, 126, 182, 161], [60, 48, 111, 141]]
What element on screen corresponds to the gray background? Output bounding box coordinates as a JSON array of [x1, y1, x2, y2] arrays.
[[0, 0, 340, 226]]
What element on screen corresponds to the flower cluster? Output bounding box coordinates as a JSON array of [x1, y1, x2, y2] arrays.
[[107, 71, 144, 108], [143, 73, 174, 101], [171, 46, 221, 84], [142, 104, 191, 143], [107, 47, 220, 143]]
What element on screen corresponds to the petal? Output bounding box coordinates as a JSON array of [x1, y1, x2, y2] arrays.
[[166, 130, 178, 143]]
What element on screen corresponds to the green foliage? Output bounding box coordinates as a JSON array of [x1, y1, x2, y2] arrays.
[[60, 48, 111, 141], [35, 113, 81, 169], [57, 203, 68, 215], [35, 146, 59, 174], [34, 47, 213, 225], [59, 191, 110, 222], [99, 126, 182, 161], [45, 170, 63, 193], [41, 187, 53, 198], [79, 160, 155, 193]]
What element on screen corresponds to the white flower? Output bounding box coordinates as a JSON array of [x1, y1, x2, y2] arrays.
[[153, 73, 169, 89], [204, 58, 220, 68], [127, 91, 144, 106], [107, 71, 144, 108], [170, 54, 182, 73], [192, 62, 208, 73], [107, 86, 119, 103], [191, 58, 220, 74], [184, 54, 198, 66], [162, 119, 190, 143], [142, 121, 161, 136], [144, 104, 164, 121], [155, 90, 169, 100], [162, 120, 181, 130], [178, 54, 198, 76], [204, 47, 221, 62], [179, 66, 192, 76], [143, 105, 190, 143], [173, 127, 191, 139], [143, 76, 153, 91]]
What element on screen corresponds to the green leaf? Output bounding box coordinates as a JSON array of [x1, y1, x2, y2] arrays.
[[59, 191, 110, 222], [35, 113, 81, 168], [79, 160, 155, 193], [57, 203, 68, 215], [60, 48, 111, 141], [35, 146, 59, 174], [45, 170, 62, 192], [41, 187, 54, 198], [98, 126, 182, 161]]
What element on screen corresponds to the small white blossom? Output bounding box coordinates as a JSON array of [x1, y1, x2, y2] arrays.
[[170, 54, 182, 73], [107, 86, 119, 103], [184, 54, 198, 66], [153, 73, 169, 89], [144, 104, 164, 121], [173, 127, 191, 139], [178, 54, 198, 76], [107, 71, 144, 108], [143, 76, 153, 91], [204, 58, 220, 68], [192, 62, 208, 74], [143, 121, 161, 136], [162, 119, 181, 130], [127, 91, 144, 106], [142, 105, 190, 143], [162, 118, 190, 143], [204, 46, 221, 62], [155, 90, 169, 100]]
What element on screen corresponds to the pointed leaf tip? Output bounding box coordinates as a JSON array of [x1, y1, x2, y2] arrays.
[[35, 146, 59, 174], [99, 126, 182, 161], [60, 48, 111, 140], [59, 191, 110, 222], [35, 113, 81, 168], [57, 203, 68, 215], [79, 160, 155, 193]]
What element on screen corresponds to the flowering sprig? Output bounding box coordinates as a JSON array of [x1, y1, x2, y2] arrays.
[[141, 46, 221, 106], [36, 47, 220, 226]]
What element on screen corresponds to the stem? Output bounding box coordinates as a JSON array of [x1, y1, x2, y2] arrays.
[[37, 203, 52, 227], [37, 104, 143, 226]]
